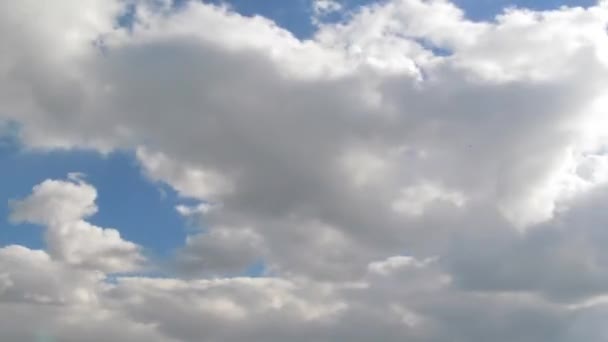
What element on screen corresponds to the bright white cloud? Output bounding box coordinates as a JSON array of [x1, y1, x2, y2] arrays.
[[137, 147, 234, 200], [9, 176, 144, 273]]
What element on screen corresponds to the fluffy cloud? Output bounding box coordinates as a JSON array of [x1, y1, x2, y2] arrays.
[[9, 175, 144, 273], [175, 226, 264, 277], [2, 0, 608, 341]]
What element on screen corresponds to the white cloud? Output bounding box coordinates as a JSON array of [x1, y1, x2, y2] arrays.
[[9, 176, 144, 273], [392, 182, 466, 216], [137, 147, 234, 200], [175, 202, 216, 217], [175, 226, 264, 277], [10, 177, 98, 226], [0, 245, 102, 305], [3, 0, 608, 341]]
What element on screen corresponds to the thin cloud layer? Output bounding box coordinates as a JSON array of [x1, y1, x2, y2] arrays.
[[2, 0, 608, 341]]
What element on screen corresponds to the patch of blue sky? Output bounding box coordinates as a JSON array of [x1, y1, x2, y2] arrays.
[[169, 0, 380, 38], [414, 38, 453, 57], [115, 2, 137, 31], [0, 129, 195, 258], [244, 260, 268, 278], [117, 1, 600, 39], [193, 0, 597, 38], [452, 0, 598, 21], [196, 0, 319, 38], [1, 127, 264, 280]]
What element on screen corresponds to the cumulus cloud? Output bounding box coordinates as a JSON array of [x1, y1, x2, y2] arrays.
[[2, 0, 608, 341], [9, 176, 144, 273], [175, 226, 264, 277]]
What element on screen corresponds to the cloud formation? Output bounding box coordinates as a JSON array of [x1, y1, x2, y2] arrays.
[[10, 175, 144, 273], [2, 0, 608, 341]]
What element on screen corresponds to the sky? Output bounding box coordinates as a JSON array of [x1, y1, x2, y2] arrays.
[[2, 0, 608, 341]]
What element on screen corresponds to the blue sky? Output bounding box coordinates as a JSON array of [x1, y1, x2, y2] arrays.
[[453, 0, 596, 19], [0, 0, 599, 263], [195, 0, 596, 38], [0, 130, 190, 258]]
